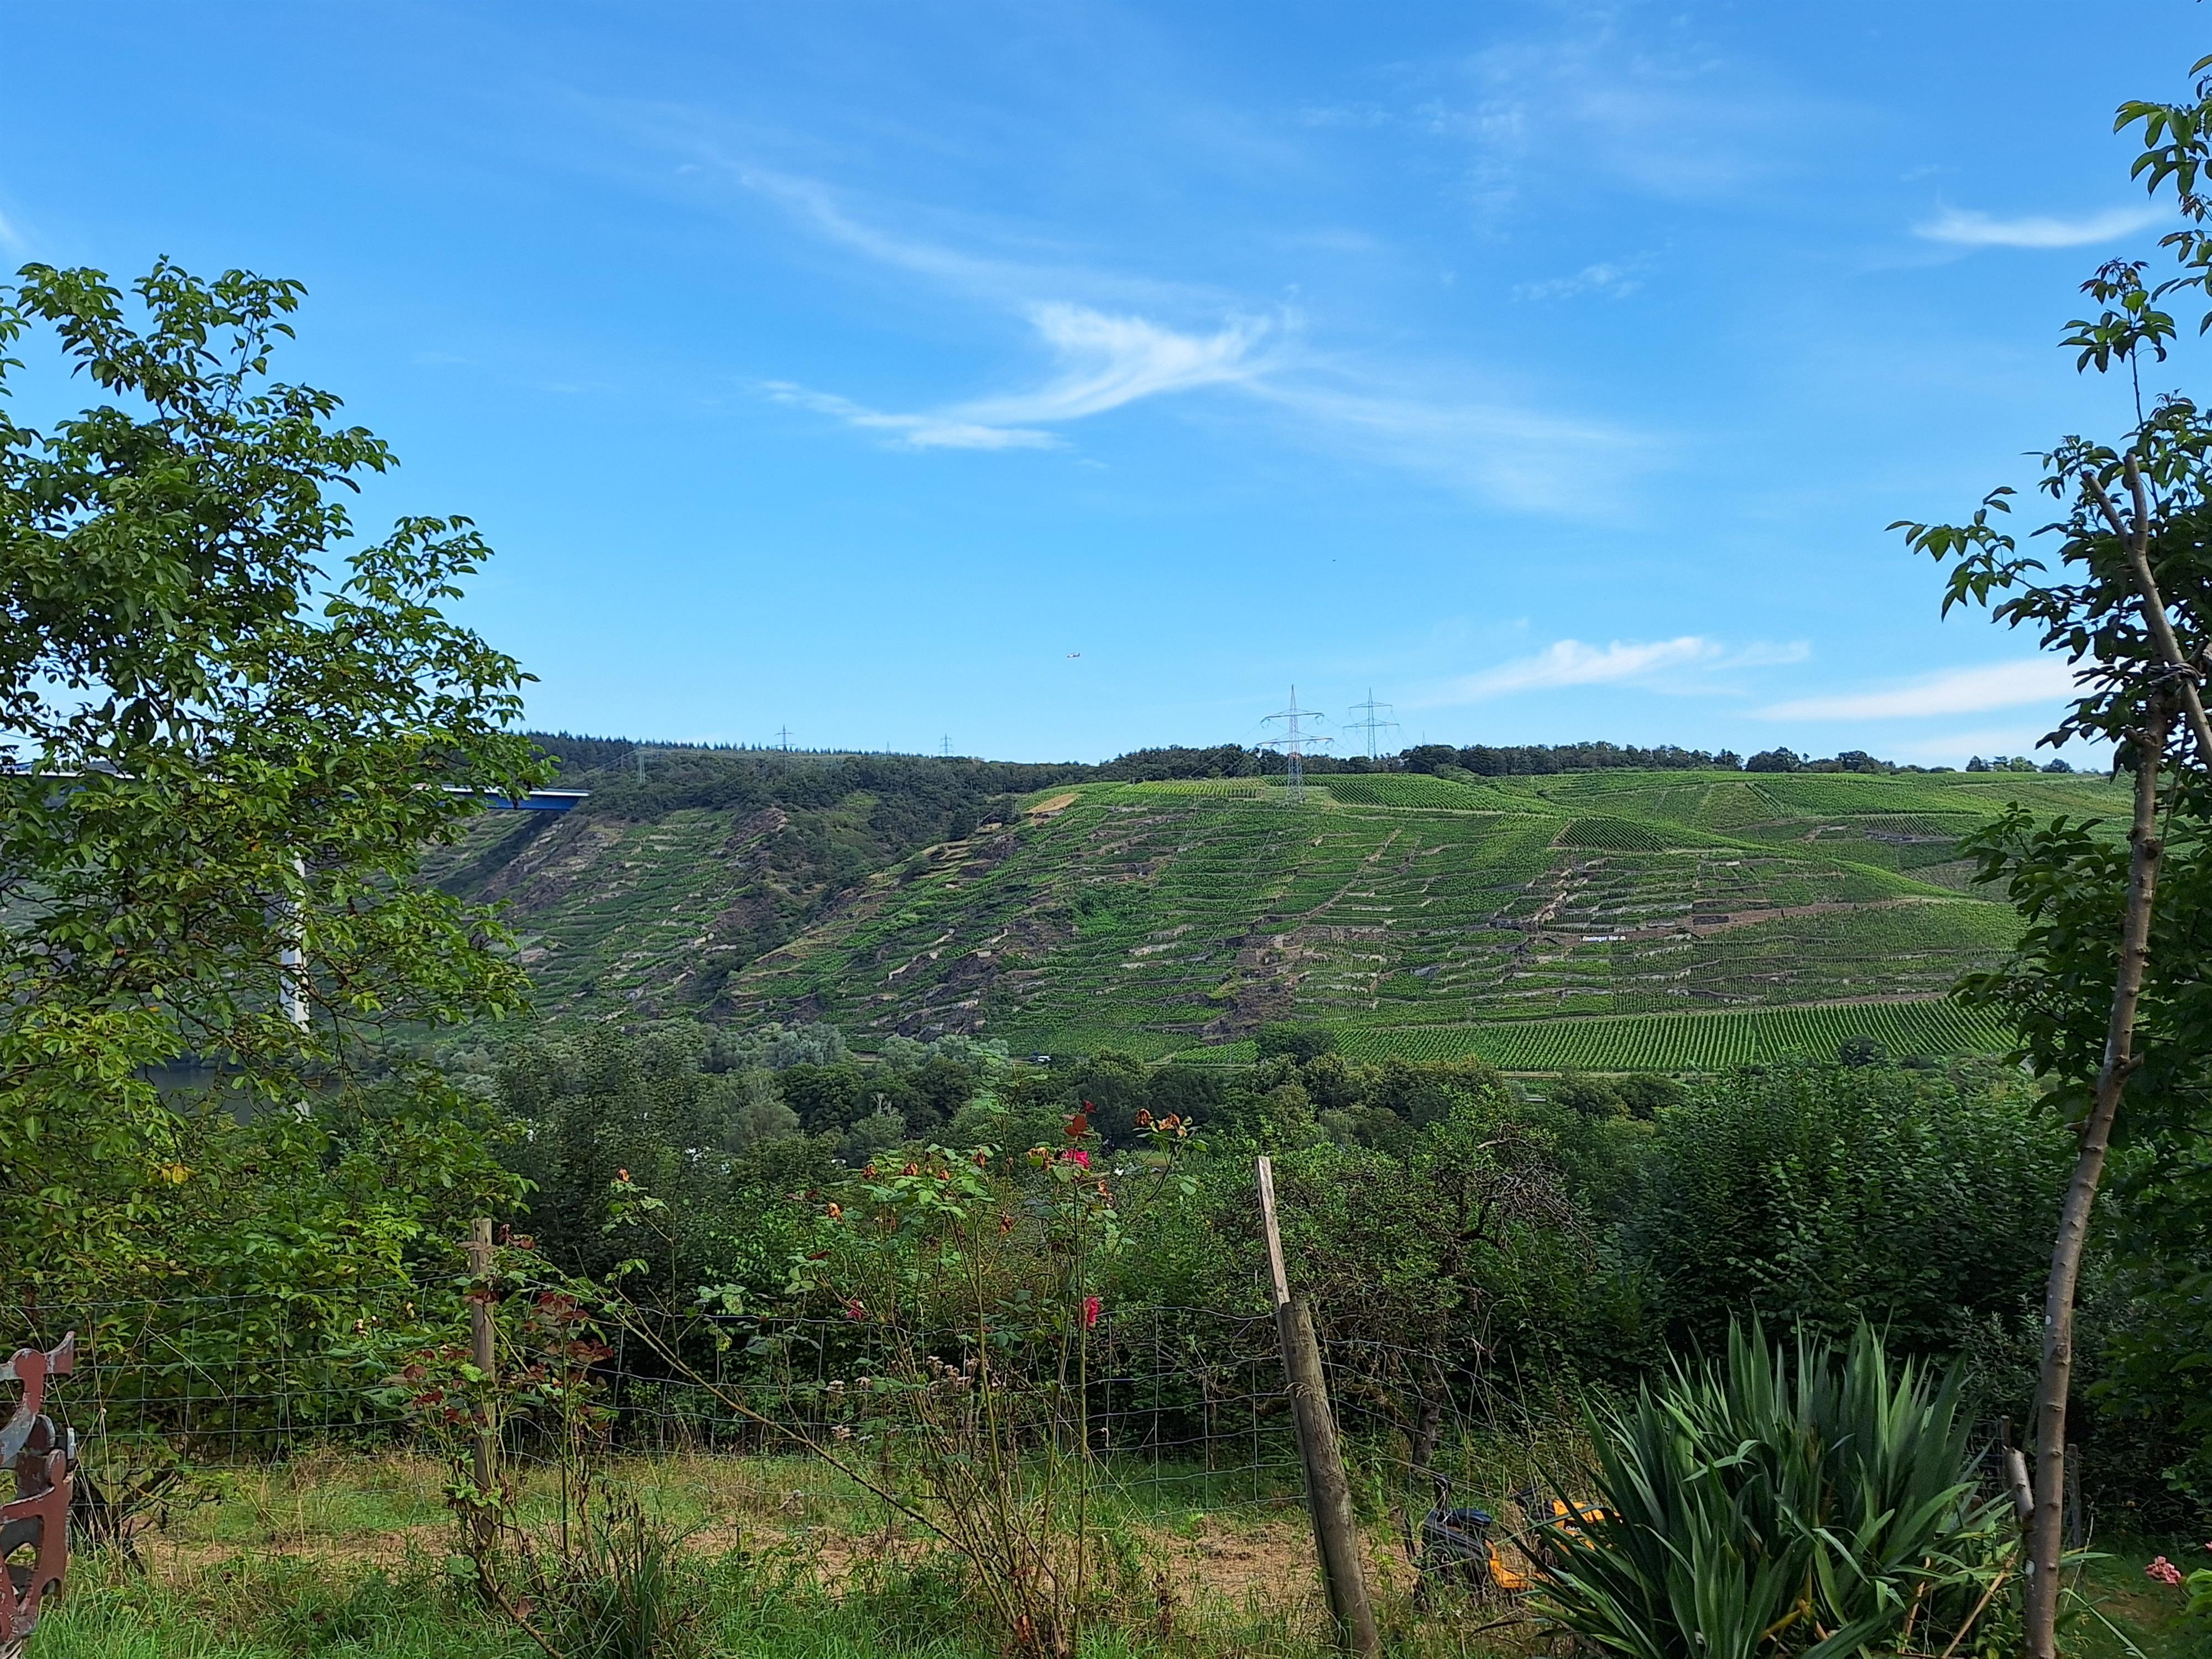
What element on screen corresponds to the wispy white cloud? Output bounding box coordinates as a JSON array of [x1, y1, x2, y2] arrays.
[[1914, 206, 2162, 250], [0, 205, 24, 254], [963, 304, 1276, 423], [763, 302, 1275, 450], [1515, 259, 1645, 302], [1423, 29, 1856, 215], [1725, 641, 1815, 670], [1479, 635, 1718, 693], [704, 159, 1644, 509], [1759, 658, 2078, 721], [713, 165, 1284, 446], [761, 383, 1058, 451], [1416, 637, 1718, 705], [1407, 635, 1810, 706], [1248, 377, 1653, 514], [721, 160, 1209, 314]]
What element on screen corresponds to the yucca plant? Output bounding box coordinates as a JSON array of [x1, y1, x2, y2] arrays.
[[1540, 1322, 2012, 1659]]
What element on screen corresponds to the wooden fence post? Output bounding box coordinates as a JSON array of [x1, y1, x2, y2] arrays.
[[466, 1218, 498, 1496], [1258, 1157, 1381, 1658]]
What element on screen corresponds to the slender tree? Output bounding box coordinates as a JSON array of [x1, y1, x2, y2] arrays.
[[1891, 56, 2212, 1656]]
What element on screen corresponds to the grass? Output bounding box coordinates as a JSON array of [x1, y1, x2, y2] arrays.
[[2074, 1540, 2212, 1659], [33, 1451, 2198, 1659], [25, 1451, 1399, 1658]]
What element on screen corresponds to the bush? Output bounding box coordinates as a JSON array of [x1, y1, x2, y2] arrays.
[[1255, 1023, 1338, 1063], [1631, 1062, 2068, 1355]]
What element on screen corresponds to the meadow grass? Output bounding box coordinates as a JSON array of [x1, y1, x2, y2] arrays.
[[30, 1447, 2200, 1658]]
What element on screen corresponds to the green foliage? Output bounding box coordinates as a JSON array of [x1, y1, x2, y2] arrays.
[[2, 1065, 521, 1437], [1551, 1070, 1631, 1119], [489, 1024, 839, 1309], [2098, 1117, 2212, 1512], [781, 1114, 1202, 1656], [1124, 1061, 1649, 1395], [1254, 1022, 1337, 1062], [1616, 1072, 1684, 1119], [0, 262, 545, 1078], [0, 262, 541, 1374], [1632, 1062, 2068, 1356], [395, 1280, 708, 1659], [1542, 1322, 2011, 1659]]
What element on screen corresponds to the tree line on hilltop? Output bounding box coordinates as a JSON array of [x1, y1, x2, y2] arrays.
[[531, 730, 2079, 790]]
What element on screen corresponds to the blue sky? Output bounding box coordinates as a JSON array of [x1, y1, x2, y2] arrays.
[[2, 1, 2202, 764]]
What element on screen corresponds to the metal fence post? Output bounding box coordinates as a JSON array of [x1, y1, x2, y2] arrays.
[[1258, 1157, 1381, 1657]]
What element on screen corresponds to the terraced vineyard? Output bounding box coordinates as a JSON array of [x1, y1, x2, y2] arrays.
[[703, 768, 2125, 1067], [1331, 999, 2016, 1071]]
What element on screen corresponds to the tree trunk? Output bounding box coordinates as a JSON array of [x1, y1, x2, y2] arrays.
[[2023, 699, 2171, 1659]]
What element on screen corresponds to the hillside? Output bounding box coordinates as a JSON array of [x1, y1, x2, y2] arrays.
[[417, 745, 1086, 1008], [426, 758, 2125, 1068]]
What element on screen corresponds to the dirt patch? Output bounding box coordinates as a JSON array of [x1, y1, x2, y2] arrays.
[[1167, 1514, 1323, 1606], [139, 1521, 448, 1572], [1028, 792, 1079, 818]]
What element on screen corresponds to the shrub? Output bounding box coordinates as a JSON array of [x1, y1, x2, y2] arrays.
[[1632, 1062, 2068, 1355], [1255, 1023, 1338, 1063]]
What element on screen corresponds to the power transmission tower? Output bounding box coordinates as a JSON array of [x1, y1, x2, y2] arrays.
[[1344, 689, 1399, 760], [775, 726, 793, 753], [941, 734, 952, 758], [1260, 686, 1332, 802]]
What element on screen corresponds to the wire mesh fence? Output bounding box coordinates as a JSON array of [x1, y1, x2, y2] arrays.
[[0, 1285, 1601, 1546]]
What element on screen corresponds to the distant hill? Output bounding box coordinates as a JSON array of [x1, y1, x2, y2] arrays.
[[425, 753, 2124, 1070]]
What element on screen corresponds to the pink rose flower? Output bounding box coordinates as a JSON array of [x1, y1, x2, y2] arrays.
[[2147, 1556, 2183, 1587], [1082, 1295, 1102, 1329]]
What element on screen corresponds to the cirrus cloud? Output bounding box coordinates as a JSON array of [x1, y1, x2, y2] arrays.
[[1915, 206, 2162, 250], [695, 156, 1647, 510], [760, 383, 1059, 451], [1758, 658, 2078, 721], [762, 302, 1277, 451], [961, 303, 1277, 424]]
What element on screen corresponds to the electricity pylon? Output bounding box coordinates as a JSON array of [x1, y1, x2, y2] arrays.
[[1345, 690, 1399, 760], [1260, 686, 1332, 802]]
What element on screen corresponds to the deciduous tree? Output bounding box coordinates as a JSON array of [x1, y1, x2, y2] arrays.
[[0, 262, 545, 1299]]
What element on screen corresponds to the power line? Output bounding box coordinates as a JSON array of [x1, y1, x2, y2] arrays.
[[1259, 685, 1333, 802], [1344, 688, 1399, 761], [774, 726, 793, 753]]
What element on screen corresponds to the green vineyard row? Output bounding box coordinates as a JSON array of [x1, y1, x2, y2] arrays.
[[1328, 999, 2015, 1072], [1554, 815, 1683, 851]]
